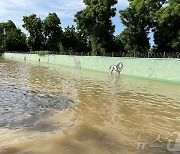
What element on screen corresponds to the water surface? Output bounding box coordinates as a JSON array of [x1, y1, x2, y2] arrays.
[[0, 57, 179, 154]]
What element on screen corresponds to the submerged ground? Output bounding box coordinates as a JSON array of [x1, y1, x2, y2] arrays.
[[0, 57, 179, 154]]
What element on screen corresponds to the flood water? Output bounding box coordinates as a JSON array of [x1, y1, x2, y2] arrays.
[[0, 57, 180, 154]]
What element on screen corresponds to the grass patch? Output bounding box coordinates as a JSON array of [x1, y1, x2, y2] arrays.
[[31, 51, 49, 56]]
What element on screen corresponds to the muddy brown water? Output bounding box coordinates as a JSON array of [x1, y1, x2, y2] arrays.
[[0, 57, 179, 154]]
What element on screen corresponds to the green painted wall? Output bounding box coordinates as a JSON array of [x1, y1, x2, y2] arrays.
[[3, 53, 180, 84]]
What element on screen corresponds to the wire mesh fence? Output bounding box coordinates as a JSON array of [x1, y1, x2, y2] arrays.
[[104, 52, 180, 58], [4, 51, 180, 58]]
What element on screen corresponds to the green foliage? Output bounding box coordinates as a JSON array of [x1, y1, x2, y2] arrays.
[[119, 0, 167, 54], [113, 35, 125, 54], [120, 0, 179, 54], [58, 42, 65, 54], [4, 28, 28, 51], [43, 13, 63, 52], [0, 20, 28, 52], [23, 14, 44, 51], [62, 26, 91, 54], [153, 0, 180, 52], [31, 51, 49, 56], [1, 1, 179, 56], [75, 0, 118, 55], [119, 27, 150, 55], [0, 22, 5, 53], [62, 26, 77, 53]]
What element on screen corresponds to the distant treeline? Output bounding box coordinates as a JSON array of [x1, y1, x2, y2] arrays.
[[0, 0, 179, 56]]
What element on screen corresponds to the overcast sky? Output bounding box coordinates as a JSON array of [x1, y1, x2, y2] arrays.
[[0, 0, 129, 35]]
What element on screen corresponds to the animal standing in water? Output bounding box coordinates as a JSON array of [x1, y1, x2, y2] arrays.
[[74, 57, 81, 69], [109, 62, 123, 74]]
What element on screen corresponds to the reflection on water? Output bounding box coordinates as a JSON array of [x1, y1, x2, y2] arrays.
[[0, 57, 180, 154]]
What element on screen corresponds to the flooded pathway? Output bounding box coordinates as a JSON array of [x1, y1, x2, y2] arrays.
[[0, 58, 179, 154]]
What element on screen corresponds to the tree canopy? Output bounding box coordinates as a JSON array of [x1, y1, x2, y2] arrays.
[[0, 0, 179, 56], [153, 0, 180, 52], [43, 13, 63, 52], [75, 0, 118, 55], [119, 0, 167, 54], [0, 20, 28, 53], [62, 26, 91, 54], [23, 14, 44, 51]]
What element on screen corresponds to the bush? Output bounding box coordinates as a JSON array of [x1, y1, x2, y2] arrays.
[[31, 51, 49, 56]]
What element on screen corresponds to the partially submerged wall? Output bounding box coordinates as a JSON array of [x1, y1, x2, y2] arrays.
[[4, 53, 180, 84]]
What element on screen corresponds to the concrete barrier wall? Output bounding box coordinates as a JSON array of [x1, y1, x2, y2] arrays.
[[3, 53, 180, 84]]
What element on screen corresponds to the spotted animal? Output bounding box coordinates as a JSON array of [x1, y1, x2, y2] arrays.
[[109, 62, 123, 74]]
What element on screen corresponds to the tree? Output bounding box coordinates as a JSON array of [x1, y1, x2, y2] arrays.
[[23, 14, 44, 51], [74, 0, 118, 55], [0, 21, 17, 53], [62, 26, 76, 53], [0, 22, 5, 53], [153, 0, 180, 52], [0, 20, 28, 53], [119, 0, 167, 54], [76, 29, 91, 54], [62, 25, 91, 54], [43, 13, 63, 52], [113, 35, 125, 55], [4, 28, 28, 51]]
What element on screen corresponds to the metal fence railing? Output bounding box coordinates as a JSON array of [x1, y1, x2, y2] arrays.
[[4, 51, 180, 59]]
